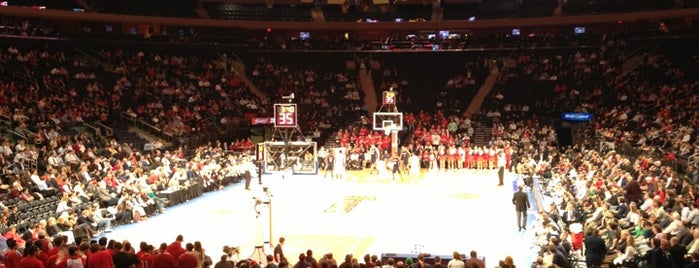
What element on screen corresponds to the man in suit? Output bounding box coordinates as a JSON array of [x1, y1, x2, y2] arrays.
[[512, 185, 530, 231], [562, 202, 581, 226], [584, 228, 607, 267], [668, 237, 686, 268], [641, 238, 673, 268]]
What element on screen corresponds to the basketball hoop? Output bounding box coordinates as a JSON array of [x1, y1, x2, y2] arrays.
[[384, 126, 400, 136]]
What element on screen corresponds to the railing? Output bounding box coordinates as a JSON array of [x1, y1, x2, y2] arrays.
[[83, 122, 102, 138], [94, 121, 113, 137], [12, 70, 37, 85], [22, 129, 37, 144], [120, 112, 137, 124], [136, 119, 176, 143], [0, 114, 11, 128], [647, 123, 678, 141], [117, 111, 181, 145], [75, 47, 112, 70], [7, 129, 27, 141]]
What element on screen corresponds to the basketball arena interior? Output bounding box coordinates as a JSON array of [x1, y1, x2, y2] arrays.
[[0, 1, 697, 268]]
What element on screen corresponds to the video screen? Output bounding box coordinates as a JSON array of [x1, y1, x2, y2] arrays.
[[511, 29, 520, 36], [299, 32, 310, 40], [574, 27, 586, 34], [438, 31, 450, 39]]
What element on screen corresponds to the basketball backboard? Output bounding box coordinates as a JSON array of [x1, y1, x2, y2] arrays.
[[373, 112, 403, 131]]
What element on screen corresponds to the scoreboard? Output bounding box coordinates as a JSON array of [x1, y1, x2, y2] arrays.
[[382, 91, 396, 105], [274, 103, 297, 128]]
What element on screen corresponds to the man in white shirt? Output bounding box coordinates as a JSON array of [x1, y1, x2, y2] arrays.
[[64, 150, 80, 164], [0, 142, 12, 157], [30, 169, 50, 191], [90, 203, 113, 232], [48, 153, 64, 168]]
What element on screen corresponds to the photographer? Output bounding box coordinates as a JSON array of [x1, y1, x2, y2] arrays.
[[223, 245, 241, 264]]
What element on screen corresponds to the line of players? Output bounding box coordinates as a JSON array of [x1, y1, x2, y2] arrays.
[[319, 142, 513, 179], [418, 144, 513, 171]]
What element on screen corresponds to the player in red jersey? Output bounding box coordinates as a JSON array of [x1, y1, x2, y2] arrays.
[[437, 144, 446, 170], [466, 147, 476, 169], [488, 147, 497, 170], [476, 147, 485, 170], [447, 144, 457, 170]]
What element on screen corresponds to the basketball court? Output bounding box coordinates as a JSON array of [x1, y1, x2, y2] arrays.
[[104, 169, 538, 267]]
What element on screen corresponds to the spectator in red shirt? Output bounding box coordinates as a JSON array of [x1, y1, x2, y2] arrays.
[[166, 235, 186, 260], [5, 238, 22, 268], [46, 245, 68, 268], [4, 226, 26, 248], [138, 244, 156, 268], [47, 237, 66, 257], [87, 243, 114, 268], [153, 243, 179, 268], [178, 243, 199, 268], [18, 245, 45, 268]]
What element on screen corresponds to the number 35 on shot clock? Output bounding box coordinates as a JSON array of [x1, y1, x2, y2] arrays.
[[274, 103, 297, 128], [383, 91, 396, 105]]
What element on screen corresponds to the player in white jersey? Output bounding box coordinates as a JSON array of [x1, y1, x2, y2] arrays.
[[333, 148, 346, 180]]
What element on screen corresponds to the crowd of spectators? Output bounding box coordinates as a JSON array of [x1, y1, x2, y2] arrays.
[[252, 33, 623, 52], [469, 37, 699, 268], [0, 136, 258, 252], [0, 42, 265, 250], [98, 49, 264, 136], [250, 56, 366, 133]]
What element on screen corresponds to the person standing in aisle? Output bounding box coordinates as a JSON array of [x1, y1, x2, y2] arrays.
[[512, 185, 530, 231]]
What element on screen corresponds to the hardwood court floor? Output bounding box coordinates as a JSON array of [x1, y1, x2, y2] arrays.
[[104, 169, 538, 267]]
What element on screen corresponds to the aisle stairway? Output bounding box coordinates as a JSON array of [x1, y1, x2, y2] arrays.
[[358, 66, 379, 114], [110, 120, 152, 151], [471, 123, 492, 147], [463, 65, 500, 117], [618, 47, 656, 77], [225, 55, 268, 102]]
